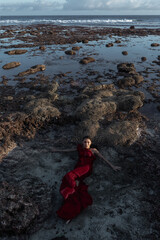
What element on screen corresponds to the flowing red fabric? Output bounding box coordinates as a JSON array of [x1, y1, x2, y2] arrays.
[[56, 144, 96, 220]]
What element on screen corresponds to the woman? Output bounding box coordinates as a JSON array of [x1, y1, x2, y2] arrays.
[[52, 136, 121, 224]]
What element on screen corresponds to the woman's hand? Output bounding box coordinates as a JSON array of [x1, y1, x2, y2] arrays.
[[112, 165, 121, 172], [75, 180, 79, 186]]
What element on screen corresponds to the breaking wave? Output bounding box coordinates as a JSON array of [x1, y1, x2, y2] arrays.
[[0, 15, 159, 28]]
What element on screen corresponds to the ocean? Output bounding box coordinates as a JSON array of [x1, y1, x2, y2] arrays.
[[0, 15, 160, 28]]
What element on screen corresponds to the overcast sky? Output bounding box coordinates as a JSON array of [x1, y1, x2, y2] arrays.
[[0, 0, 160, 15]]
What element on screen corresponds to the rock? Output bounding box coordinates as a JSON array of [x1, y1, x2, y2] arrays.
[[79, 57, 95, 64], [75, 120, 100, 141], [72, 46, 80, 51], [4, 96, 13, 101], [115, 40, 121, 43], [122, 51, 128, 55], [5, 49, 28, 55], [157, 105, 160, 112], [0, 177, 53, 235], [82, 39, 89, 43], [106, 43, 114, 47], [75, 97, 117, 121], [117, 63, 136, 73], [39, 46, 46, 51], [132, 74, 144, 84], [118, 77, 135, 88], [158, 56, 160, 60], [151, 43, 159, 47], [0, 181, 39, 234], [2, 62, 21, 69], [118, 74, 144, 88], [101, 120, 140, 146], [18, 65, 46, 77], [65, 50, 76, 55], [117, 93, 144, 112], [141, 57, 147, 61], [25, 98, 61, 121], [130, 26, 135, 30]]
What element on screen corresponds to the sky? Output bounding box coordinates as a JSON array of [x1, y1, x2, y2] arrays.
[[0, 0, 160, 15]]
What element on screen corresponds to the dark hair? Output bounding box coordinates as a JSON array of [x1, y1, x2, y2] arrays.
[[82, 136, 91, 141], [82, 136, 98, 149]]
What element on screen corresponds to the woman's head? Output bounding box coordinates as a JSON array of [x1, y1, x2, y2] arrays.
[[82, 136, 92, 149]]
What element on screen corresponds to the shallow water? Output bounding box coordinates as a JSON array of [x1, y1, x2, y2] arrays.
[[0, 35, 160, 85]]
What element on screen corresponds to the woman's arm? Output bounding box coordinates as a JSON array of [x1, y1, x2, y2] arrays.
[[93, 149, 121, 172]]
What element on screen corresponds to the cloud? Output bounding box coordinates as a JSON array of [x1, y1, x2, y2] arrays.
[[0, 0, 65, 13], [63, 0, 160, 11], [0, 0, 159, 14]]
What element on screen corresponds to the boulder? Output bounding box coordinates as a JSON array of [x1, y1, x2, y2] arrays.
[[117, 94, 144, 112], [101, 120, 140, 146], [39, 46, 46, 51], [82, 39, 89, 43], [18, 65, 46, 77], [130, 26, 135, 30], [118, 74, 143, 88], [79, 57, 95, 64], [115, 40, 121, 43], [0, 177, 53, 234], [141, 57, 147, 61], [151, 43, 159, 47], [25, 98, 61, 121], [75, 120, 100, 141], [72, 46, 80, 51], [0, 181, 39, 234], [132, 74, 144, 84], [117, 63, 136, 73], [106, 43, 114, 47], [2, 62, 21, 69], [122, 51, 128, 55], [5, 49, 28, 55], [75, 97, 117, 121], [65, 50, 76, 55], [118, 77, 135, 88]]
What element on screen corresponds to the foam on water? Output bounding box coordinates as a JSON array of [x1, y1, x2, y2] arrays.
[[0, 15, 159, 28]]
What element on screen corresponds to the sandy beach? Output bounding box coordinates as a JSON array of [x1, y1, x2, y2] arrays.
[[0, 23, 160, 240]]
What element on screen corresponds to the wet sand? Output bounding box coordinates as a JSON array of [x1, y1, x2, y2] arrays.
[[0, 24, 160, 240]]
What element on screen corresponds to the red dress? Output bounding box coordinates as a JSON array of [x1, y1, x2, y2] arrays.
[[56, 144, 96, 220]]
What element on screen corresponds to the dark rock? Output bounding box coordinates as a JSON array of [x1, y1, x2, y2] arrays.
[[18, 65, 46, 77], [24, 98, 61, 121], [151, 43, 159, 47], [130, 26, 135, 30], [157, 105, 160, 112], [106, 43, 114, 47], [100, 120, 140, 146], [122, 51, 128, 55], [0, 181, 39, 234], [141, 57, 147, 61], [115, 40, 121, 43], [79, 57, 95, 64], [39, 46, 46, 51], [5, 49, 28, 55], [72, 46, 80, 51], [118, 77, 135, 88], [117, 63, 136, 73], [65, 50, 76, 55], [82, 39, 89, 43], [2, 62, 21, 69], [117, 93, 144, 112]]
